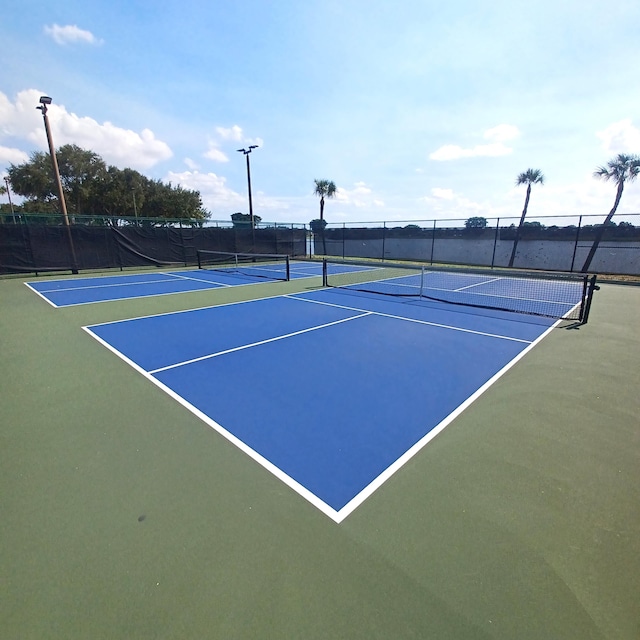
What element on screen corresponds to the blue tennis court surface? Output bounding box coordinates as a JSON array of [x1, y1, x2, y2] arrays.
[[84, 289, 558, 522], [25, 260, 326, 307]]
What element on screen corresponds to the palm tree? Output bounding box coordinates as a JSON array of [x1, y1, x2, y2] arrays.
[[314, 179, 337, 221], [508, 168, 544, 267], [313, 179, 336, 256], [581, 153, 640, 272]]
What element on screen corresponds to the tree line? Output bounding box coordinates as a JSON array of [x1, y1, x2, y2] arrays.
[[3, 144, 209, 222]]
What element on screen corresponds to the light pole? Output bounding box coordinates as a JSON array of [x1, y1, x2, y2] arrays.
[[36, 96, 78, 273], [237, 145, 258, 246], [4, 176, 16, 223]]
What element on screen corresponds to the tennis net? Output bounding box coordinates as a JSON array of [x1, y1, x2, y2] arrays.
[[197, 250, 290, 281], [322, 259, 598, 322]]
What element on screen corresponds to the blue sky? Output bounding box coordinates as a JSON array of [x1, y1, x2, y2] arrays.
[[1, 0, 639, 226]]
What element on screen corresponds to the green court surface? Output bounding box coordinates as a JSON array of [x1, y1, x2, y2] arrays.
[[1, 272, 639, 639]]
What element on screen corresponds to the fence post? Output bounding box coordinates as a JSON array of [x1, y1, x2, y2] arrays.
[[382, 222, 386, 261], [491, 218, 500, 268], [570, 215, 582, 272], [429, 220, 436, 264]]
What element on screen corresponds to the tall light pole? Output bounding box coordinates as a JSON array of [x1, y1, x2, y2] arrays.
[[237, 145, 258, 240], [36, 96, 78, 273], [4, 176, 16, 223]]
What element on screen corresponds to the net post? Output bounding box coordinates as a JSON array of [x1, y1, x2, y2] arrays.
[[580, 275, 599, 324], [285, 255, 290, 281], [420, 266, 425, 298], [196, 250, 203, 269], [322, 259, 328, 287]]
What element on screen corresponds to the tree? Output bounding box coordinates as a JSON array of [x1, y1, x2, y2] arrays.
[[313, 179, 336, 256], [581, 153, 640, 272], [465, 216, 488, 229], [8, 145, 209, 222], [313, 179, 337, 222], [309, 218, 327, 233], [57, 145, 108, 214], [8, 150, 57, 206], [231, 212, 262, 228], [508, 169, 544, 267]]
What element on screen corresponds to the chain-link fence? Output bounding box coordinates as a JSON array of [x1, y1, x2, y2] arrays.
[[311, 213, 640, 276]]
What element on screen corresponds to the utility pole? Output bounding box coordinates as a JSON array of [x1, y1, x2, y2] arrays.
[[237, 145, 259, 249], [37, 96, 79, 274]]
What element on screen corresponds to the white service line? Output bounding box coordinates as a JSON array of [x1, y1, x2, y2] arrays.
[[454, 277, 502, 291], [148, 311, 372, 374], [162, 271, 232, 287], [286, 294, 532, 344], [36, 277, 166, 293]]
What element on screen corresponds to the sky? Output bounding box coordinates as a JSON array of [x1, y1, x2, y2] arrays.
[[1, 0, 639, 227]]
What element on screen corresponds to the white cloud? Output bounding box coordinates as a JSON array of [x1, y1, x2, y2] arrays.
[[213, 125, 263, 148], [0, 89, 172, 171], [164, 170, 244, 214], [203, 144, 229, 163], [215, 125, 243, 142], [163, 171, 310, 223], [203, 126, 263, 163], [43, 24, 103, 46], [596, 119, 640, 155], [419, 187, 494, 219], [430, 124, 520, 161], [334, 182, 384, 209], [484, 124, 520, 142], [183, 157, 199, 170], [0, 145, 29, 165], [431, 187, 454, 200], [54, 117, 172, 169]]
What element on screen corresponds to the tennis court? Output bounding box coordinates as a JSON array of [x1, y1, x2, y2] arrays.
[[85, 286, 560, 522], [25, 252, 324, 307], [2, 260, 639, 639]]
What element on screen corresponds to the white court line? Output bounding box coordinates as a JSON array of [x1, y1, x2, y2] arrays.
[[23, 281, 60, 308], [286, 294, 533, 344], [34, 271, 230, 293], [148, 312, 372, 374], [425, 273, 581, 306], [332, 316, 564, 522], [34, 276, 169, 293], [162, 271, 232, 287], [427, 284, 579, 308], [28, 273, 281, 308], [454, 277, 502, 291], [82, 324, 343, 522], [332, 269, 580, 308], [85, 290, 293, 326], [83, 292, 561, 523]]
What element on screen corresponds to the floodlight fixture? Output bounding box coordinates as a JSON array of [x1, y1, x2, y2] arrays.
[[237, 145, 259, 155], [39, 95, 52, 105]]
